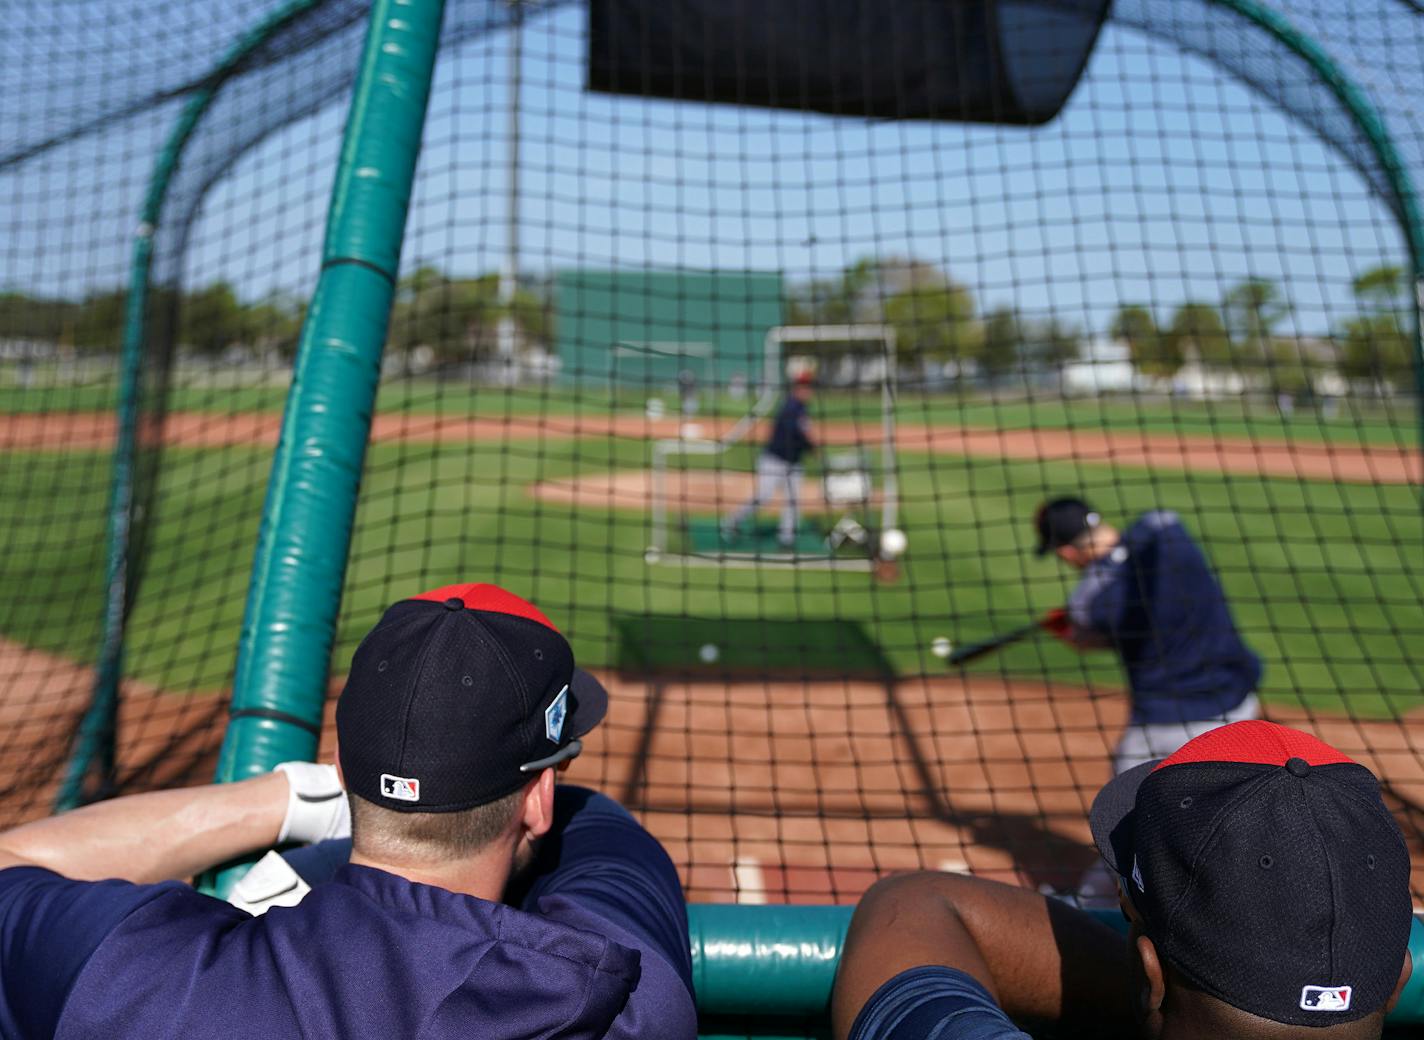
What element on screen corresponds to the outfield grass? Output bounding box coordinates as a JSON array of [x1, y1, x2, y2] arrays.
[[0, 371, 1415, 448], [1, 432, 1418, 719]]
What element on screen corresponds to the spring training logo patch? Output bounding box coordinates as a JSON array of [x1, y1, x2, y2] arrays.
[[1300, 985, 1352, 1012], [380, 773, 420, 803], [545, 685, 569, 743]]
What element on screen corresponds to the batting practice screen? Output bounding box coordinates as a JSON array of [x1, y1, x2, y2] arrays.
[[2, 0, 1422, 966]]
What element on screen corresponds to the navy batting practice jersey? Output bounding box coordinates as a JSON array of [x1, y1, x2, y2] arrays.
[[0, 788, 695, 1040], [848, 966, 1031, 1040], [765, 395, 813, 464], [1068, 510, 1261, 725]]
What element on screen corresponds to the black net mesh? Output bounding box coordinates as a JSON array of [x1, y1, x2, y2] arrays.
[[1, 0, 1421, 919]]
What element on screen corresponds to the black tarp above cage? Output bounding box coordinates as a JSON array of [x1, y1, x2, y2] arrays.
[[587, 0, 1111, 124]]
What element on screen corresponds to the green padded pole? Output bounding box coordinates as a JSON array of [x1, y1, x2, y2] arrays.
[[686, 905, 1424, 1025], [203, 0, 447, 897], [56, 0, 329, 813]]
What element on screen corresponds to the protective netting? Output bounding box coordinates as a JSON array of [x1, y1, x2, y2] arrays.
[[2, 0, 1421, 920]]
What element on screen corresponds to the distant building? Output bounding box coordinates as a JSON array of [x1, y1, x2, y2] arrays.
[[1061, 337, 1139, 395]]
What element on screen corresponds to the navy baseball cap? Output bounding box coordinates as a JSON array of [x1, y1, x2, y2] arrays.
[[1033, 496, 1099, 556], [1090, 720, 1411, 1026], [336, 583, 608, 813]]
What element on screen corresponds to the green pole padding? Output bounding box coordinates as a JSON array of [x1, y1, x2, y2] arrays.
[[690, 904, 853, 1017], [56, 0, 330, 813], [202, 0, 447, 898], [687, 904, 1424, 1025]]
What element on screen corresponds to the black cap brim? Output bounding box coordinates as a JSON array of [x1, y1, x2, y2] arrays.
[[1088, 759, 1159, 876], [568, 668, 609, 738]]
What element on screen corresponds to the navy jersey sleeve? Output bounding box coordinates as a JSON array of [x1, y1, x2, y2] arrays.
[[0, 866, 183, 1038], [512, 786, 697, 1038], [847, 966, 1033, 1040]]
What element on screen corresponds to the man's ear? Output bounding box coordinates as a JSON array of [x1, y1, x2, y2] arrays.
[[1055, 545, 1080, 567], [519, 768, 557, 841], [1385, 949, 1413, 1013], [1136, 934, 1166, 1016]]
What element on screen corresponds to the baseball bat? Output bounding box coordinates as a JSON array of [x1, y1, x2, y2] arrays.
[[945, 620, 1044, 666]]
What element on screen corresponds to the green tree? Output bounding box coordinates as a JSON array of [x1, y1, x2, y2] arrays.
[[1339, 264, 1411, 390], [1166, 302, 1231, 367], [72, 289, 129, 350], [1223, 278, 1288, 357], [1111, 304, 1181, 378], [1265, 340, 1314, 396], [239, 291, 305, 356], [389, 267, 549, 366], [786, 256, 882, 325], [978, 306, 1022, 381], [883, 281, 981, 364], [178, 281, 243, 354], [1352, 264, 1405, 308], [1020, 316, 1081, 372]]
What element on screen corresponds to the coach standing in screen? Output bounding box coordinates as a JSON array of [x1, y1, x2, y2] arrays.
[[1033, 496, 1262, 773], [0, 583, 696, 1040], [724, 369, 817, 549]]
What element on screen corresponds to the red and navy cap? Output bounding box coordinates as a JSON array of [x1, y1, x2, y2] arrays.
[[336, 583, 608, 813], [1090, 720, 1411, 1025]]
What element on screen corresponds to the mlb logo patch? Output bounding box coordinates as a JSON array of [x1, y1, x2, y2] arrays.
[[1300, 985, 1351, 1012], [545, 685, 569, 743], [380, 773, 420, 802]]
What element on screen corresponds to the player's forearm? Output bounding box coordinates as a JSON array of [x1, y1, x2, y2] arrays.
[[943, 875, 1134, 1034], [0, 773, 287, 883], [832, 872, 1134, 1039]]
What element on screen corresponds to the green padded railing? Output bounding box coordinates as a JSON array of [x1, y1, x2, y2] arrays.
[[686, 904, 1424, 1028]]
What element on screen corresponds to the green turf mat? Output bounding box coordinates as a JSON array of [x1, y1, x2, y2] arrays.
[[686, 517, 832, 557], [614, 615, 891, 679]]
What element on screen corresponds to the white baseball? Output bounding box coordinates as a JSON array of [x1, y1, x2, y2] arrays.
[[931, 636, 953, 659], [880, 528, 908, 557], [699, 643, 720, 663]]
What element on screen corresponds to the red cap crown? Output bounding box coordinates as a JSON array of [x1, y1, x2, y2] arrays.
[[1152, 719, 1355, 773], [409, 582, 559, 632]]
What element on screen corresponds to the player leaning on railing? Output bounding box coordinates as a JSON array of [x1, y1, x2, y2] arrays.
[[833, 721, 1413, 1040], [0, 584, 696, 1040]]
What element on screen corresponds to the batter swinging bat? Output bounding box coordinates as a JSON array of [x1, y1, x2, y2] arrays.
[[944, 620, 1044, 666]]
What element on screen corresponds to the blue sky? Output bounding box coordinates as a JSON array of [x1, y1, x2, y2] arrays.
[[5, 1, 1412, 338]]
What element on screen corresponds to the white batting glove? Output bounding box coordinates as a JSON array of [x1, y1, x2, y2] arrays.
[[274, 761, 350, 844]]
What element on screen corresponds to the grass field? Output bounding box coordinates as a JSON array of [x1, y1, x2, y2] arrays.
[[0, 370, 1416, 447], [2, 432, 1419, 719]]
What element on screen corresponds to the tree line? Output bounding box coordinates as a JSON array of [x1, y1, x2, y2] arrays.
[[1, 259, 1412, 393], [787, 256, 1082, 380], [792, 256, 1414, 393], [1109, 266, 1412, 393]]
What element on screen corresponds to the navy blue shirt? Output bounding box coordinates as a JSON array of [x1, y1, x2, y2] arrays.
[[0, 787, 696, 1040], [1068, 510, 1262, 725], [765, 395, 813, 464], [848, 966, 1030, 1040]]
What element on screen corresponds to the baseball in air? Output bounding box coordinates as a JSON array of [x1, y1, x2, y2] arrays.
[[931, 637, 953, 659], [699, 643, 720, 663], [880, 527, 908, 558]]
